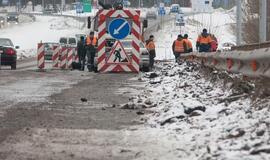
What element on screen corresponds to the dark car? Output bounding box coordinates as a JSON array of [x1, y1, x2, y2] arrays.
[[0, 38, 19, 69], [7, 12, 19, 23]]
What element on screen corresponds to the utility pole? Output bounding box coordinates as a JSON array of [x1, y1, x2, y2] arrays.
[[42, 0, 44, 11], [61, 0, 65, 14], [236, 0, 242, 46], [259, 0, 267, 43]]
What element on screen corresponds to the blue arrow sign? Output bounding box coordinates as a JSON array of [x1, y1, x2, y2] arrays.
[[158, 7, 166, 16], [108, 18, 131, 40]]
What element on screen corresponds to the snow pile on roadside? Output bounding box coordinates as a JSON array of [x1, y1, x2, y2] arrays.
[[127, 62, 270, 159]]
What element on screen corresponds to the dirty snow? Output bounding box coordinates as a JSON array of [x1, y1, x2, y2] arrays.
[[124, 62, 270, 160]]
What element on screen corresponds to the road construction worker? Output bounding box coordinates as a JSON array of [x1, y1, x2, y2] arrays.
[[210, 34, 218, 52], [85, 31, 98, 72], [146, 35, 156, 70], [183, 34, 193, 53], [77, 36, 86, 71], [172, 34, 187, 63], [196, 29, 212, 52]]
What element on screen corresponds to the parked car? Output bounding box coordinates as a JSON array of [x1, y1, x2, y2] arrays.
[[121, 40, 150, 72], [0, 38, 19, 69], [0, 16, 5, 28], [146, 10, 157, 19], [44, 42, 59, 60], [6, 12, 19, 23], [94, 39, 150, 72]]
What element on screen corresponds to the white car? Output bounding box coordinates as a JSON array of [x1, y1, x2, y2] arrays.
[[121, 40, 150, 72], [146, 10, 157, 19]]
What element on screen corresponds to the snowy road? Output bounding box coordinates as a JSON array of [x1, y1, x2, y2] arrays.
[[0, 6, 269, 160]]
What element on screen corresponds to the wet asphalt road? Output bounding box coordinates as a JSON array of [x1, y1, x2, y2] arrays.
[[0, 68, 145, 160]]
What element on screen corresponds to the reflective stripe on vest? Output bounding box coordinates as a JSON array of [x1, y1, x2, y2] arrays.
[[146, 41, 155, 50], [197, 35, 211, 44], [86, 36, 97, 45], [174, 40, 184, 52]]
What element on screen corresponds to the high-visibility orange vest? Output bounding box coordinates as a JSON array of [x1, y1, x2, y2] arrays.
[[86, 36, 97, 46], [197, 35, 212, 44], [146, 41, 155, 50], [184, 39, 193, 50], [174, 40, 185, 52]]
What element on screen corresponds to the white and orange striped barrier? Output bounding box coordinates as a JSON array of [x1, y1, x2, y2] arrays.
[[74, 48, 79, 63], [180, 48, 270, 78], [37, 43, 80, 70], [67, 48, 73, 69], [52, 45, 61, 68], [37, 43, 45, 69], [60, 47, 67, 69]]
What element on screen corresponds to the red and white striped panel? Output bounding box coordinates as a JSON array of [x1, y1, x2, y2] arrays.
[[52, 45, 61, 68], [37, 43, 45, 69], [67, 48, 73, 69], [60, 47, 67, 69], [97, 9, 141, 73], [74, 48, 79, 63]]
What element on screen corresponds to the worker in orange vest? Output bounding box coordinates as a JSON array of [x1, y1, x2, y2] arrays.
[[146, 35, 156, 70], [183, 34, 193, 53], [196, 29, 212, 52], [172, 34, 187, 63], [85, 31, 98, 72]]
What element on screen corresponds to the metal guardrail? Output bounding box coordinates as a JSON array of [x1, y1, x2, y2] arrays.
[[180, 48, 270, 78], [232, 41, 270, 51]]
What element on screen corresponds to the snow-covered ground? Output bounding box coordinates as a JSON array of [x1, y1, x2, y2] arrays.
[[0, 15, 88, 58], [154, 8, 236, 60], [124, 62, 270, 160]]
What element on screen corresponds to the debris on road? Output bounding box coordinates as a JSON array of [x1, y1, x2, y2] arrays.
[[80, 98, 88, 102]]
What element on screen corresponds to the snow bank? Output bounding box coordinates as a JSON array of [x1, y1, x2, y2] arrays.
[[127, 62, 270, 159]]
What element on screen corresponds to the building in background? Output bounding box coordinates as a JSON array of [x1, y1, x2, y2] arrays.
[[191, 0, 213, 12]]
